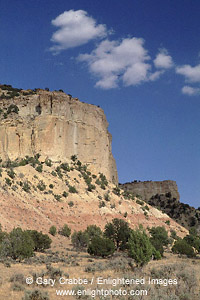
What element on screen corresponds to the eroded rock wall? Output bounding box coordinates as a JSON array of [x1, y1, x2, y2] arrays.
[[0, 90, 118, 183], [119, 180, 180, 202]]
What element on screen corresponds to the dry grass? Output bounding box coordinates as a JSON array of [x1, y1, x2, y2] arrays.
[[0, 236, 199, 300]]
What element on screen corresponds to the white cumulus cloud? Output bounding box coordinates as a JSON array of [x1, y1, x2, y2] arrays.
[[176, 64, 200, 83], [154, 49, 173, 69], [182, 85, 200, 96], [50, 10, 107, 53], [78, 38, 155, 89]]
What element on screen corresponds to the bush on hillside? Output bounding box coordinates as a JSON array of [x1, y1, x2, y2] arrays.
[[104, 218, 131, 250], [49, 226, 57, 236], [0, 228, 34, 260], [88, 236, 115, 257], [85, 225, 102, 240], [128, 227, 154, 267], [26, 230, 52, 252], [172, 239, 196, 258], [183, 230, 200, 253], [71, 231, 89, 249], [149, 226, 169, 247], [59, 224, 71, 237]]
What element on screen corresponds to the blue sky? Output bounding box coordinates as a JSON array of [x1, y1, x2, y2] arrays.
[[0, 0, 200, 208]]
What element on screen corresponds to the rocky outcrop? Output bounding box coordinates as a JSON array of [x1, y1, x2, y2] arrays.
[[0, 88, 118, 183], [120, 180, 200, 232], [119, 180, 180, 202]]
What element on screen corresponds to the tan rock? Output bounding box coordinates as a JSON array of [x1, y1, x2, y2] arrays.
[[0, 90, 118, 183]]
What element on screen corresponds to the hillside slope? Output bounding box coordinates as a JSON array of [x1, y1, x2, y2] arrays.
[[0, 155, 187, 237]]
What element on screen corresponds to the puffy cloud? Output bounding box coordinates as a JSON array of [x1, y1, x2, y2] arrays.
[[49, 10, 175, 89], [154, 49, 173, 69], [50, 10, 107, 53], [182, 85, 200, 96], [149, 70, 165, 81], [78, 38, 155, 89], [176, 64, 200, 83]]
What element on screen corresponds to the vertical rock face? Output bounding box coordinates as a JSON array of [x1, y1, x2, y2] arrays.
[[0, 89, 118, 183], [119, 180, 180, 202]]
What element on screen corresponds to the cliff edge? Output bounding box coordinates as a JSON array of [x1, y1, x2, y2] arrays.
[[0, 86, 118, 184]]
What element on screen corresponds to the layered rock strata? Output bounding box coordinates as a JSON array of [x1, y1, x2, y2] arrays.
[[0, 89, 118, 183]]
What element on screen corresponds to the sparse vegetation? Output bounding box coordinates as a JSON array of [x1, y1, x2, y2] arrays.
[[71, 231, 89, 249], [49, 226, 57, 236], [68, 185, 78, 193], [22, 289, 49, 300], [128, 226, 154, 267], [37, 181, 46, 191], [88, 236, 115, 257], [172, 239, 196, 257], [104, 218, 131, 250], [59, 224, 71, 237], [68, 201, 74, 207]]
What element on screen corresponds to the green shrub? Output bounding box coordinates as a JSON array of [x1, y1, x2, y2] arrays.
[[112, 186, 121, 196], [71, 231, 89, 249], [170, 230, 178, 240], [5, 177, 12, 186], [150, 238, 164, 257], [104, 218, 131, 250], [104, 192, 110, 201], [99, 201, 105, 208], [51, 171, 57, 177], [100, 183, 106, 190], [35, 165, 43, 173], [85, 225, 102, 240], [71, 155, 77, 162], [149, 226, 169, 247], [26, 230, 51, 252], [37, 181, 46, 191], [22, 182, 31, 193], [62, 191, 68, 198], [183, 232, 200, 252], [88, 236, 115, 257], [128, 227, 154, 267], [49, 226, 57, 236], [7, 104, 19, 114], [59, 224, 71, 237], [60, 163, 70, 172], [49, 184, 54, 189], [44, 159, 52, 167], [0, 228, 34, 260], [144, 205, 149, 211], [57, 172, 63, 179], [68, 201, 74, 207], [99, 173, 108, 186], [0, 225, 7, 243], [54, 194, 61, 201], [152, 247, 162, 260], [122, 191, 133, 200], [124, 212, 128, 218], [95, 179, 101, 185], [172, 239, 196, 257], [68, 185, 78, 193], [7, 168, 15, 179], [87, 183, 96, 192], [136, 199, 144, 205]]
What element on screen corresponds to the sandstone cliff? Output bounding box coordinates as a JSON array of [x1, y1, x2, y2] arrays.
[[119, 180, 180, 202], [0, 87, 118, 183], [120, 180, 200, 231]]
